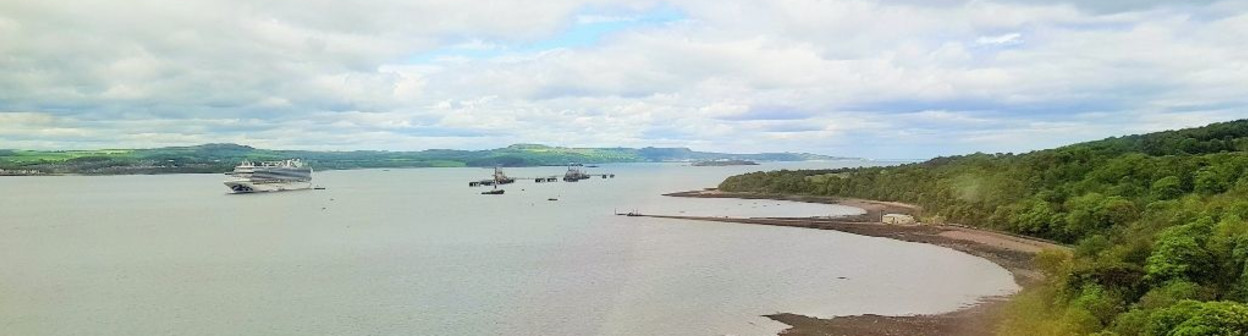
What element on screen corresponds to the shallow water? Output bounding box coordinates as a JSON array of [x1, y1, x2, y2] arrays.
[[0, 161, 1017, 336]]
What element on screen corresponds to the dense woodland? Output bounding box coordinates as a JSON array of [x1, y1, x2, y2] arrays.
[[719, 119, 1248, 335]]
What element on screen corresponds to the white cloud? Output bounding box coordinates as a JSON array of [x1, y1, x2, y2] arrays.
[[576, 14, 640, 24], [0, 0, 1246, 158], [906, 111, 996, 125], [976, 33, 1024, 46]]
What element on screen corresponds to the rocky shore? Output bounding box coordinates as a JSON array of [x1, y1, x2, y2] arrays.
[[650, 189, 1068, 336]]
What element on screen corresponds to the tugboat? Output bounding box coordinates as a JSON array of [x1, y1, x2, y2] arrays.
[[563, 163, 614, 182], [469, 167, 516, 186], [563, 164, 591, 182], [480, 178, 506, 194]]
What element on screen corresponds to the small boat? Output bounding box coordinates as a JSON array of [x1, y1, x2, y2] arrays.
[[547, 198, 558, 201], [482, 189, 505, 195], [313, 186, 326, 190], [615, 209, 642, 216]]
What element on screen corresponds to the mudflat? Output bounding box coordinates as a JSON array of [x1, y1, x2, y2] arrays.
[[654, 189, 1069, 336]]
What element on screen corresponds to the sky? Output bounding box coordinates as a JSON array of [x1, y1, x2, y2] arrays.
[[1, 0, 1246, 159]]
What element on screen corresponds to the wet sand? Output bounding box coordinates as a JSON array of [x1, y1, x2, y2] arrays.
[[650, 189, 1068, 336]]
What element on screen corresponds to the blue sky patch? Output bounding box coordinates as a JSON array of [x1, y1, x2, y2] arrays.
[[407, 4, 686, 64]]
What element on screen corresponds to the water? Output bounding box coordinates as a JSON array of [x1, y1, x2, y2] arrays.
[[0, 161, 1017, 336]]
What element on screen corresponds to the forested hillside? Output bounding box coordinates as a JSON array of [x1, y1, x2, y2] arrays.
[[0, 143, 847, 175], [719, 119, 1248, 335]]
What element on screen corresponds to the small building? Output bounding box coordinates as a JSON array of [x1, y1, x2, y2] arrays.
[[882, 213, 917, 225]]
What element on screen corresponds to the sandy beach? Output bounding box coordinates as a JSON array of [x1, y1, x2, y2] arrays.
[[648, 189, 1068, 336]]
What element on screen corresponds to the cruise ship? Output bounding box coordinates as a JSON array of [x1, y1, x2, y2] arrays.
[[223, 159, 313, 193]]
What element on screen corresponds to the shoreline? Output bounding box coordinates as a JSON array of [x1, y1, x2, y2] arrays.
[[653, 189, 1068, 336], [0, 159, 875, 177]]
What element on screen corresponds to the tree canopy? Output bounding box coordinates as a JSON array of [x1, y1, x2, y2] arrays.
[[719, 119, 1248, 336]]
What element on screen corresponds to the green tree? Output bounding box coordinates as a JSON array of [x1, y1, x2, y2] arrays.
[[1194, 169, 1229, 195], [1145, 222, 1214, 283], [1144, 301, 1248, 336], [1152, 176, 1184, 200]]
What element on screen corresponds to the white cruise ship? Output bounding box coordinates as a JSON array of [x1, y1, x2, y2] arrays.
[[223, 159, 313, 193]]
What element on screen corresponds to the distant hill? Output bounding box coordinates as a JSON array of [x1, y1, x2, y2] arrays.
[[0, 143, 854, 175], [691, 159, 759, 166]]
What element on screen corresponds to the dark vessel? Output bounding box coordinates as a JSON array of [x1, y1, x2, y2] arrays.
[[563, 165, 589, 182], [469, 167, 516, 187], [563, 164, 615, 182]]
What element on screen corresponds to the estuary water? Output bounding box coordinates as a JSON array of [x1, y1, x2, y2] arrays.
[[0, 161, 1017, 336]]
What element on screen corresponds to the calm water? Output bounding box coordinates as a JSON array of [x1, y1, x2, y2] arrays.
[[0, 161, 1017, 336]]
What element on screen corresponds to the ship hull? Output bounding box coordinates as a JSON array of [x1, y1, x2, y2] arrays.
[[224, 180, 313, 193]]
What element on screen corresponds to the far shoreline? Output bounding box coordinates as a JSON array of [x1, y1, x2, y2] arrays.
[[0, 159, 872, 177], [648, 189, 1068, 336], [0, 159, 895, 178]]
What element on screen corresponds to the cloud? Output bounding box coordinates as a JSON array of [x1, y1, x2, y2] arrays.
[[893, 0, 1225, 14], [0, 0, 1246, 159], [906, 110, 996, 125], [976, 33, 1024, 46], [576, 14, 640, 25], [716, 106, 815, 121]]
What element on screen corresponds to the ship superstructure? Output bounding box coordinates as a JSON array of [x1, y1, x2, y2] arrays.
[[563, 164, 591, 182], [562, 164, 614, 182], [224, 159, 313, 193], [468, 167, 516, 187]]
